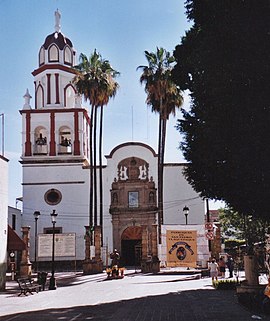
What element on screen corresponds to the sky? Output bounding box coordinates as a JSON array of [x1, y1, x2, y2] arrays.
[[0, 0, 223, 210]]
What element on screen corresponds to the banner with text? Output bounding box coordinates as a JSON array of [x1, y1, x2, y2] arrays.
[[166, 230, 197, 267]]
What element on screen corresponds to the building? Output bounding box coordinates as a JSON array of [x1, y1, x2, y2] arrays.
[[20, 11, 208, 271], [0, 154, 9, 290]]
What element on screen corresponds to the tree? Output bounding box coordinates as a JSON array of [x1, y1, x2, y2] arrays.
[[173, 1, 270, 219], [73, 50, 119, 242], [219, 207, 268, 249], [138, 47, 184, 242]]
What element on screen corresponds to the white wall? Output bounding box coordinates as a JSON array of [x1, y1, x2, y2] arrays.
[[22, 162, 88, 261], [163, 164, 205, 225], [0, 156, 8, 290]]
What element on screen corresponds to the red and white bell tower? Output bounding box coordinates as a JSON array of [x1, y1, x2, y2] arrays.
[[20, 10, 91, 262], [21, 9, 90, 160]]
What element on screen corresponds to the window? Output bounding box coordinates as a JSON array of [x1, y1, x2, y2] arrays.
[[39, 47, 45, 66], [128, 191, 139, 208], [12, 214, 16, 230], [49, 44, 59, 62], [36, 85, 44, 108], [58, 126, 72, 154], [65, 85, 75, 107], [44, 188, 62, 205], [64, 46, 72, 65], [44, 227, 62, 234]]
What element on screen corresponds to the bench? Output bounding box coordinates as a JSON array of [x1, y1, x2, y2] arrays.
[[17, 277, 40, 296]]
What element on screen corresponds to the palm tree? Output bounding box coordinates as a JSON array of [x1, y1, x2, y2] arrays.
[[73, 50, 119, 245], [137, 47, 183, 243]]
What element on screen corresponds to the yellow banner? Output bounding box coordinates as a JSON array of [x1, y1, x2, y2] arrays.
[[167, 230, 197, 267]]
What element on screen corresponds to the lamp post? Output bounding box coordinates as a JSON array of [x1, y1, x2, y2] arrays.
[[183, 206, 189, 225], [49, 210, 58, 290], [33, 211, 40, 271]]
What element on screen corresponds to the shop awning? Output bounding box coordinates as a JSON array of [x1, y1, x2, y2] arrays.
[[7, 225, 26, 251]]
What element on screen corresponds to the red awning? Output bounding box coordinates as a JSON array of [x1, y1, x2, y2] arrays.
[[7, 225, 26, 251]]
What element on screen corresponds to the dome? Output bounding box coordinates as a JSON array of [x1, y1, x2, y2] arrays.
[[37, 10, 76, 67], [43, 32, 73, 50]]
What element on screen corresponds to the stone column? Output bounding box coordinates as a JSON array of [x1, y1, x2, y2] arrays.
[[141, 225, 148, 260], [151, 224, 160, 274], [84, 226, 90, 261], [83, 226, 103, 274], [20, 226, 32, 276], [237, 255, 262, 295], [244, 255, 259, 286], [94, 226, 101, 260], [151, 224, 158, 257], [141, 225, 151, 273]]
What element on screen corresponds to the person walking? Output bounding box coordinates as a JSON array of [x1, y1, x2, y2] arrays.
[[226, 255, 234, 278], [208, 259, 219, 282], [218, 257, 226, 278]]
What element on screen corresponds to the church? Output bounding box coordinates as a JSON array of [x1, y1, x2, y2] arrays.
[[20, 11, 209, 273]]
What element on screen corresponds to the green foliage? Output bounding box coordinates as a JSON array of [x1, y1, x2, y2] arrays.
[[173, 1, 270, 219], [224, 239, 245, 249], [219, 207, 269, 247], [137, 48, 184, 234], [213, 279, 240, 290], [73, 50, 120, 107], [137, 47, 183, 119]]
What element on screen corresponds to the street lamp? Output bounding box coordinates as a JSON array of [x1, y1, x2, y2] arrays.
[[49, 210, 58, 290], [33, 211, 40, 271], [183, 206, 189, 225]]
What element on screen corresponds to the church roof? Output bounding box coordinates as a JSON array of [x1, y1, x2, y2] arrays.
[[43, 31, 73, 50]]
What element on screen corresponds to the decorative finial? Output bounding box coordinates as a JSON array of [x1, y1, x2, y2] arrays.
[[55, 9, 61, 33], [23, 89, 32, 109]]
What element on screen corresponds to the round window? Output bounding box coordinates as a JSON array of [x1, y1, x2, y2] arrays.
[[44, 189, 62, 205]]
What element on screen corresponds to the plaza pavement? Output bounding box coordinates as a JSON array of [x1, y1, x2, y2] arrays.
[[0, 269, 269, 321]]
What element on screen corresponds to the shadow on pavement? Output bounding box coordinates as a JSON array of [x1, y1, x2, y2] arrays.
[[0, 289, 266, 321]]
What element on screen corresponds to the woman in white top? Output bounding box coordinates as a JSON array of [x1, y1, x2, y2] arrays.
[[208, 259, 219, 281]]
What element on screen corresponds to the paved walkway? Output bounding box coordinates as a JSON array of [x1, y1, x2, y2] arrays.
[[0, 270, 269, 321]]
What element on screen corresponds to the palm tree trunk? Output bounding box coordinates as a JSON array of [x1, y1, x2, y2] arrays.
[[93, 106, 98, 226], [99, 105, 104, 246], [160, 117, 167, 222], [89, 104, 94, 245], [158, 114, 163, 244]]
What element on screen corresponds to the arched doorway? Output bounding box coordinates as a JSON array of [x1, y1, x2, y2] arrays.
[[121, 226, 142, 266]]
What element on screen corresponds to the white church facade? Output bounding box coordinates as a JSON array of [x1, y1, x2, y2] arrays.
[[20, 11, 209, 272]]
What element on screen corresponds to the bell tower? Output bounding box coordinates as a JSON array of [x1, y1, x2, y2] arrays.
[[20, 11, 91, 263], [21, 9, 90, 162]]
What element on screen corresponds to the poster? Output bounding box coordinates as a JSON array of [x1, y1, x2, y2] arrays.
[[38, 233, 76, 258], [166, 230, 197, 267]]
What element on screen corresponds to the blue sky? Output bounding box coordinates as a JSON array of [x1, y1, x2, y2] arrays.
[[0, 0, 223, 209]]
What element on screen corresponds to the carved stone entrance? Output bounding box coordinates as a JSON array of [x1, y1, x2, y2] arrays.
[[109, 156, 159, 271]]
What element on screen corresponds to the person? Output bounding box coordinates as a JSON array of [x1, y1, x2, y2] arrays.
[[110, 249, 120, 267], [262, 277, 270, 314], [226, 255, 234, 278], [208, 259, 219, 282], [218, 257, 226, 278]]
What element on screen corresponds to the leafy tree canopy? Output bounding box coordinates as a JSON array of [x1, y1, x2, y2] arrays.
[[173, 0, 270, 219], [219, 207, 269, 247]]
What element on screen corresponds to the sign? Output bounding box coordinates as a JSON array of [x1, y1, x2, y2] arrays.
[[205, 231, 214, 240], [166, 230, 197, 268], [38, 233, 76, 258], [205, 222, 213, 230]]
